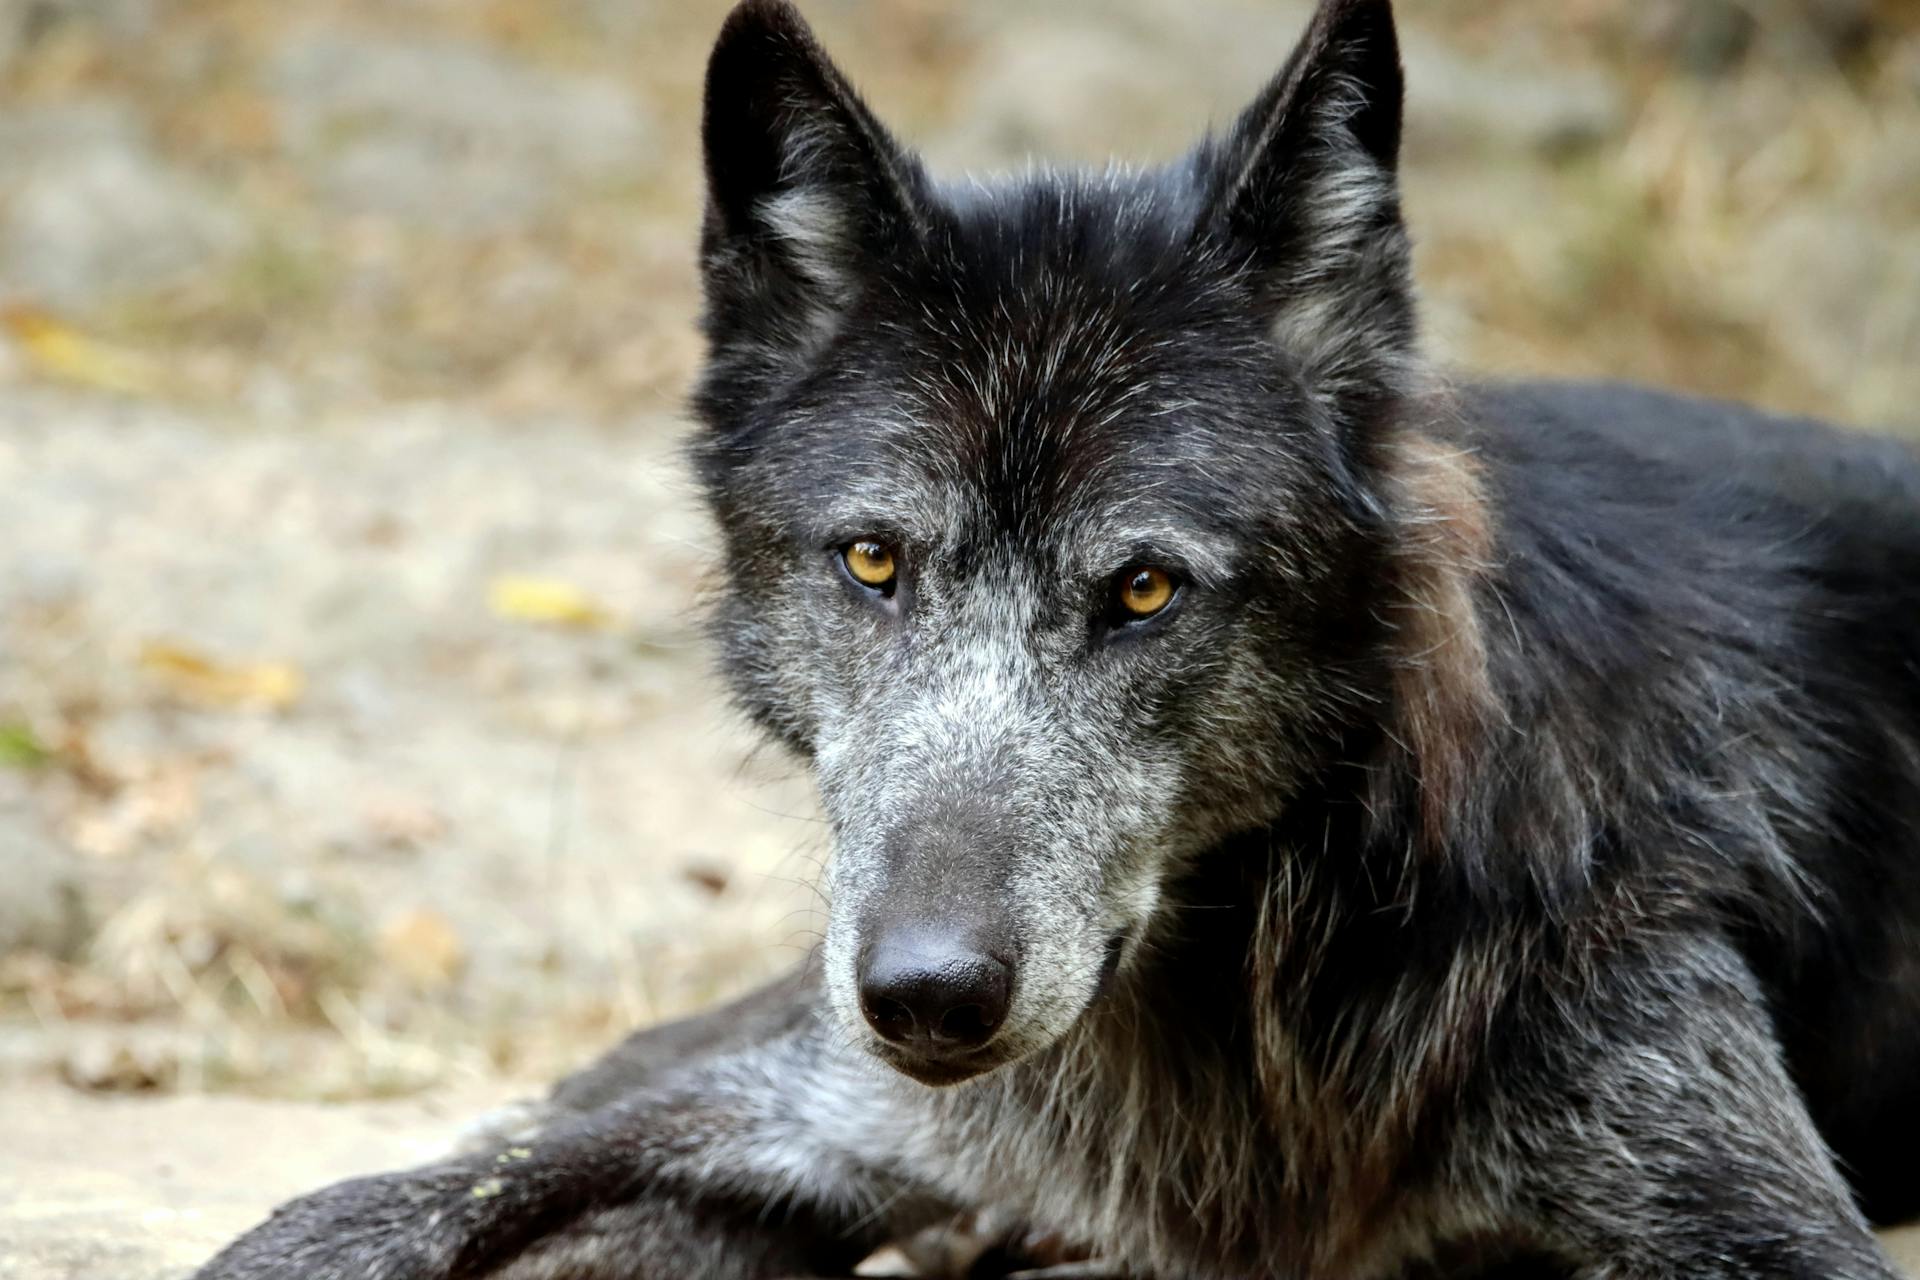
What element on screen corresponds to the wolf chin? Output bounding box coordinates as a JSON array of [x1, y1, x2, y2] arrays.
[[198, 1, 1920, 1276]]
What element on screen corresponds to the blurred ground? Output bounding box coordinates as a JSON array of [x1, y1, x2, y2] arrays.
[[0, 1082, 520, 1279], [2, 0, 1918, 1275]]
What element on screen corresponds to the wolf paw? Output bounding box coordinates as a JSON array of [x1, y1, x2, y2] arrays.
[[194, 1162, 488, 1280]]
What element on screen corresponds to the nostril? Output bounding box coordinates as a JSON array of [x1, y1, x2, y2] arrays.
[[857, 930, 1014, 1057], [934, 1001, 998, 1047], [860, 991, 917, 1043]]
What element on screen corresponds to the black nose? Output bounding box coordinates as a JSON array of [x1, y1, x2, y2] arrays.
[[857, 929, 1012, 1055]]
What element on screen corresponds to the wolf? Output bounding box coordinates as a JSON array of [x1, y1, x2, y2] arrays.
[[196, 0, 1920, 1276]]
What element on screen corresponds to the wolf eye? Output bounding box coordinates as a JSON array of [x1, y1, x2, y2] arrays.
[[1112, 566, 1176, 621], [842, 539, 898, 592]]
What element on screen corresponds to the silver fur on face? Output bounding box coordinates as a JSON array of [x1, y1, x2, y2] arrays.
[[808, 538, 1185, 1073]]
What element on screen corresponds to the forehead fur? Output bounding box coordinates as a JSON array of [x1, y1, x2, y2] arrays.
[[704, 167, 1354, 570]]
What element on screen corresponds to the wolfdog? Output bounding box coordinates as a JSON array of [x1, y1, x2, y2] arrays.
[[199, 0, 1920, 1276]]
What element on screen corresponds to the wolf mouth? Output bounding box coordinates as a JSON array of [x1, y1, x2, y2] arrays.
[[870, 1039, 1008, 1087], [1092, 931, 1129, 1002]]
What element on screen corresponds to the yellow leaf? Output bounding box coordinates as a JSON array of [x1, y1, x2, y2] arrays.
[[3, 305, 169, 397], [486, 575, 612, 628], [138, 642, 305, 710], [377, 907, 466, 991]]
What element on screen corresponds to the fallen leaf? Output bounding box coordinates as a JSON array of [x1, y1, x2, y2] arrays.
[[0, 721, 50, 769], [486, 575, 613, 628], [139, 641, 305, 710], [364, 794, 448, 851], [378, 908, 466, 990], [2, 304, 170, 397], [681, 861, 731, 896]]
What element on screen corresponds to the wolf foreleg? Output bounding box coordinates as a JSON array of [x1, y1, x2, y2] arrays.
[[1484, 939, 1899, 1279], [194, 1014, 951, 1280]]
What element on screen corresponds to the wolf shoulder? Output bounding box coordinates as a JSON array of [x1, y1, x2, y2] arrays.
[[1455, 377, 1920, 552]]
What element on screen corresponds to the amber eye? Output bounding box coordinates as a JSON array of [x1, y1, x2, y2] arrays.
[[1114, 566, 1176, 620], [842, 539, 897, 591]]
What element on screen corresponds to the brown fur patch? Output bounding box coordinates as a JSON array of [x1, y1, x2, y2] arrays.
[[1380, 426, 1499, 856]]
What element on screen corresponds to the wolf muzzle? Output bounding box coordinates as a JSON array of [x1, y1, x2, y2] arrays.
[[856, 921, 1014, 1077]]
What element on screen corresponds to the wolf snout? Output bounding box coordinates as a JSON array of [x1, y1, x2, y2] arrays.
[[857, 927, 1013, 1058]]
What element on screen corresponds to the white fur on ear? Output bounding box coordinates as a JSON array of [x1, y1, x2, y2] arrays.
[[1264, 156, 1412, 405], [701, 0, 927, 361], [756, 186, 859, 348], [1210, 0, 1419, 412]]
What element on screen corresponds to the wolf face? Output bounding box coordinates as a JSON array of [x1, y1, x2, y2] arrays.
[[690, 0, 1447, 1085]]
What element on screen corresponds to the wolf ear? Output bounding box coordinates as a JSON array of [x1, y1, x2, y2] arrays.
[[701, 0, 928, 358], [1199, 0, 1418, 413]]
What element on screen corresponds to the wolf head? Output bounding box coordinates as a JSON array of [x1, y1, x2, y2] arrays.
[[691, 0, 1489, 1086]]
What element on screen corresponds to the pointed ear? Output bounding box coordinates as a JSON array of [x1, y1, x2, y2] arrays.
[[1198, 0, 1418, 413], [700, 0, 928, 359]]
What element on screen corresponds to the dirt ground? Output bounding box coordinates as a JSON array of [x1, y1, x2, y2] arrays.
[[2, 0, 1918, 1275]]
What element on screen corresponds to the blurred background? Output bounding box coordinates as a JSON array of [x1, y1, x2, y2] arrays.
[[0, 0, 1917, 1271]]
